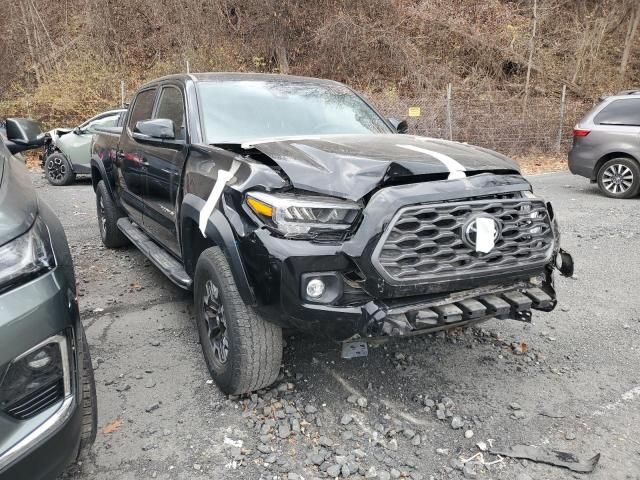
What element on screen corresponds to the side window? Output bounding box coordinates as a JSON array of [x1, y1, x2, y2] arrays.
[[87, 113, 120, 132], [155, 87, 186, 140], [594, 99, 640, 126], [128, 89, 157, 130], [117, 111, 127, 128]]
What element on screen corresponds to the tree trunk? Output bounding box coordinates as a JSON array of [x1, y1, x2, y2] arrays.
[[620, 4, 640, 78], [17, 0, 41, 85], [276, 45, 289, 74], [523, 0, 538, 113]]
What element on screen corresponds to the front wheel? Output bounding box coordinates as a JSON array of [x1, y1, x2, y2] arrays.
[[95, 180, 129, 248], [76, 327, 97, 460], [44, 152, 76, 186], [194, 247, 282, 394], [597, 158, 640, 199]]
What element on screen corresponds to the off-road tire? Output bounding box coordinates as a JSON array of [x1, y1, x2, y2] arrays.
[[597, 157, 640, 199], [44, 152, 76, 186], [194, 247, 283, 394], [96, 180, 129, 248], [77, 326, 97, 460]]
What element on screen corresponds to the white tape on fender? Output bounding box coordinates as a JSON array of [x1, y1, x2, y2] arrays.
[[199, 160, 241, 236], [475, 217, 496, 253], [396, 144, 466, 179]]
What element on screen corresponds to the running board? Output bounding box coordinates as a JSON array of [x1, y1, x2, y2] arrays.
[[117, 218, 192, 290]]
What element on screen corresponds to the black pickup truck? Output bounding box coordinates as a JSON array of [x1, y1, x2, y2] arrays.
[[90, 73, 573, 394]]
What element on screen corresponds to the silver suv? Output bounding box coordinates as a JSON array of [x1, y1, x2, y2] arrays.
[[568, 91, 640, 198]]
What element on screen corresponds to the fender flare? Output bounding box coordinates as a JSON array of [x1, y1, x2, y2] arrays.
[[181, 193, 256, 306], [90, 158, 115, 198]]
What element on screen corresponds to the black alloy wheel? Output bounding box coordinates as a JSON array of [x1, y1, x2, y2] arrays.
[[44, 152, 76, 186], [202, 279, 230, 366]]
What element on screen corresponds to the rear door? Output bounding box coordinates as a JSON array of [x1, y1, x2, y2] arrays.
[[116, 88, 158, 225], [140, 84, 188, 256]]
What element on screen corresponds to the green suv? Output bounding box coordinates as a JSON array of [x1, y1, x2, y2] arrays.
[[0, 118, 97, 479]]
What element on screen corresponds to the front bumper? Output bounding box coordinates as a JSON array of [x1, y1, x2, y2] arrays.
[[239, 174, 572, 339], [0, 267, 82, 480]]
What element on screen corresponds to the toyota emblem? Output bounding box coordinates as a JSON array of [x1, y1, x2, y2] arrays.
[[461, 214, 501, 252]]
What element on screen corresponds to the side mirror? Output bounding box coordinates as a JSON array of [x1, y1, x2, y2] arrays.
[[5, 118, 45, 154], [133, 118, 176, 142], [73, 126, 82, 135], [388, 118, 409, 134]]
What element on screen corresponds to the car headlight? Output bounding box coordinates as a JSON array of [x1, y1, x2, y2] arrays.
[[0, 334, 71, 420], [0, 216, 55, 293], [246, 192, 361, 238]]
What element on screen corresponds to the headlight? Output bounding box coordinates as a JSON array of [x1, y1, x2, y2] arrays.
[[0, 216, 55, 293], [246, 192, 361, 238], [0, 334, 71, 420]]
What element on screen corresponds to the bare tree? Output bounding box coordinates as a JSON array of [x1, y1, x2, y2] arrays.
[[620, 1, 640, 78], [523, 0, 538, 112]]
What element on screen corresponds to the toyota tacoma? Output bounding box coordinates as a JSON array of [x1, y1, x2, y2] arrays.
[[90, 73, 573, 394]]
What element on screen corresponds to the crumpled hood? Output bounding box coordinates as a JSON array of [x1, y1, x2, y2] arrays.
[[245, 134, 519, 200], [0, 149, 38, 246]]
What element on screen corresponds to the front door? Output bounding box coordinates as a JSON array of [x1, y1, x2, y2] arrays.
[[141, 85, 188, 256], [116, 88, 158, 225]]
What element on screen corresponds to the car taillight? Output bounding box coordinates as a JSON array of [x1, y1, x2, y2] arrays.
[[573, 128, 590, 137]]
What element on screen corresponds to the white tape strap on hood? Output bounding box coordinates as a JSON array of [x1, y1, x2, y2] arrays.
[[199, 160, 241, 236], [396, 144, 467, 179]]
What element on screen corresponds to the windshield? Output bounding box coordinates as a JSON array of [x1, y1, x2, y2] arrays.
[[197, 80, 392, 143]]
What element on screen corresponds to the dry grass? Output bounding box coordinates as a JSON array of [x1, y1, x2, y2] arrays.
[[514, 153, 568, 175]]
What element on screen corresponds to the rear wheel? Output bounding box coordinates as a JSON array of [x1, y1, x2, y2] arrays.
[[597, 158, 640, 198], [96, 180, 129, 248], [194, 247, 282, 394], [44, 152, 76, 186], [76, 327, 97, 460]]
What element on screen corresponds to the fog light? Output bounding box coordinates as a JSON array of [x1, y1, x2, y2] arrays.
[[530, 274, 545, 286], [26, 347, 54, 370], [306, 278, 326, 299]]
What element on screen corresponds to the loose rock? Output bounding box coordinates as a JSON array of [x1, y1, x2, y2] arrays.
[[451, 416, 464, 429], [340, 414, 353, 425], [327, 464, 342, 477]]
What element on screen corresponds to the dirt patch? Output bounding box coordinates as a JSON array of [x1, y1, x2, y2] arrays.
[[516, 153, 568, 175]]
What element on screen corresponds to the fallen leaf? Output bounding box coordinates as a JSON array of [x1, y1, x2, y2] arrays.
[[102, 417, 124, 434]]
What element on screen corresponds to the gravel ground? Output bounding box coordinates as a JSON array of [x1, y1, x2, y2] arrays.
[[33, 172, 640, 480]]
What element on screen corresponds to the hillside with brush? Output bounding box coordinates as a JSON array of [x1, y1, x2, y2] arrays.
[[1, 0, 638, 155]]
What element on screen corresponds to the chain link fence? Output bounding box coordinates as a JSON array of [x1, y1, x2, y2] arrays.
[[370, 89, 593, 156], [4, 76, 593, 158]]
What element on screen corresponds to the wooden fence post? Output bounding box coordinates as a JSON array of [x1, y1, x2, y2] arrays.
[[446, 83, 453, 141]]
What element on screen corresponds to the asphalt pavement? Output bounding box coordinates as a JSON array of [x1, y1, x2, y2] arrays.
[[33, 171, 640, 480]]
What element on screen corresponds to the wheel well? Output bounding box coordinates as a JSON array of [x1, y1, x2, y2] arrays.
[[181, 217, 216, 277], [90, 166, 102, 192], [594, 152, 638, 179]]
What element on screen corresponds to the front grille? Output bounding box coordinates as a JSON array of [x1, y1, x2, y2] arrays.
[[6, 380, 64, 420], [373, 198, 554, 283]]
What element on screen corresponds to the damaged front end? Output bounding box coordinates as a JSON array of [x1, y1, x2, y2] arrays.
[[40, 128, 72, 167], [189, 132, 574, 341], [225, 166, 574, 340]]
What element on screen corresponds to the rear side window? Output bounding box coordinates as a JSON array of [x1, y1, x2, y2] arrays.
[[594, 99, 640, 126], [155, 87, 186, 140], [128, 89, 157, 130]]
